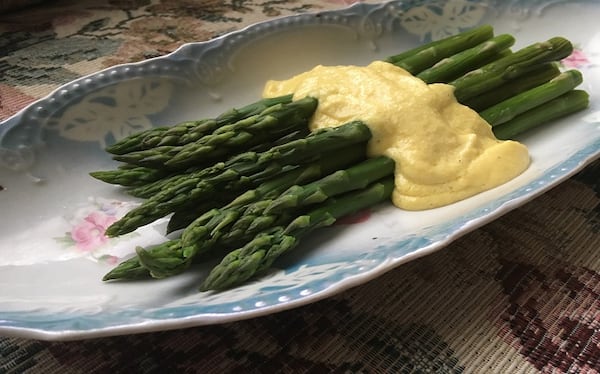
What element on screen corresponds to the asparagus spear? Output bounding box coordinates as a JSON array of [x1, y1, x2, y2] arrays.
[[102, 256, 152, 281], [165, 197, 237, 234], [105, 94, 293, 154], [264, 156, 395, 214], [184, 156, 393, 250], [199, 177, 395, 291], [147, 95, 295, 148], [92, 128, 311, 190], [105, 121, 373, 237], [90, 165, 172, 187], [416, 34, 515, 83], [462, 62, 561, 111], [386, 25, 494, 72], [104, 144, 368, 280], [112, 97, 318, 170], [493, 90, 590, 140], [105, 127, 171, 156], [450, 37, 574, 102], [103, 239, 189, 281], [126, 172, 191, 198], [479, 69, 583, 126]]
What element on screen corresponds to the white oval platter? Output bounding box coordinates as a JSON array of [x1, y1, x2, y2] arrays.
[[0, 0, 599, 340]]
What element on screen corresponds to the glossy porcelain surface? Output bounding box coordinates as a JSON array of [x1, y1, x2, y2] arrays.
[[0, 0, 599, 340]]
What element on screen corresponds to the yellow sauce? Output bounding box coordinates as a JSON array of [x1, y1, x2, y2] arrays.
[[263, 61, 530, 210]]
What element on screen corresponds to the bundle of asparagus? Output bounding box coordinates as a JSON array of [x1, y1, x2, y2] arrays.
[[94, 25, 589, 291]]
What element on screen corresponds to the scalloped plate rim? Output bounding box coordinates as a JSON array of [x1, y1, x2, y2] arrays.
[[0, 0, 599, 341]]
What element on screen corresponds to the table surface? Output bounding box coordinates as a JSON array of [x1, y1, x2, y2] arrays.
[[1, 1, 599, 373]]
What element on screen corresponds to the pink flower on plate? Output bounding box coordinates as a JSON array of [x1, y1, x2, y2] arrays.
[[563, 48, 590, 69], [70, 212, 117, 252]]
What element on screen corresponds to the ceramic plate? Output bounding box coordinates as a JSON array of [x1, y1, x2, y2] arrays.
[[1, 0, 599, 341]]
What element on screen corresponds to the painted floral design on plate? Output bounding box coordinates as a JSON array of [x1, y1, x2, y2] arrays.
[[53, 197, 136, 264]]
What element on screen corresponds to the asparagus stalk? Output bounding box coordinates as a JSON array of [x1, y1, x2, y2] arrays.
[[199, 177, 395, 291], [386, 25, 494, 73], [90, 165, 172, 187], [493, 90, 589, 140], [207, 157, 395, 247], [150, 94, 295, 148], [450, 37, 574, 102], [105, 127, 171, 156], [126, 172, 191, 198], [416, 34, 515, 83], [112, 97, 318, 170], [105, 121, 372, 237], [462, 62, 561, 111], [264, 156, 395, 214], [167, 209, 211, 235], [104, 239, 189, 281], [166, 197, 236, 234], [102, 256, 152, 281], [101, 28, 590, 288], [105, 144, 369, 280], [479, 70, 583, 126], [94, 129, 310, 192], [105, 94, 293, 154]]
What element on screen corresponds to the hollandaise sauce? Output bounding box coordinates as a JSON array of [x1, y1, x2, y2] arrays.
[[263, 61, 530, 210]]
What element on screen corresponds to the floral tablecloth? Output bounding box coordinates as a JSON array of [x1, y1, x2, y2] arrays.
[[1, 1, 599, 373]]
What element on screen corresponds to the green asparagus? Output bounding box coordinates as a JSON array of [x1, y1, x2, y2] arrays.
[[90, 165, 172, 187], [451, 37, 574, 102], [479, 70, 583, 126], [416, 34, 515, 83], [493, 90, 590, 140], [387, 25, 495, 73], [105, 121, 372, 237], [264, 156, 395, 214], [165, 198, 236, 234], [100, 26, 590, 291], [102, 255, 152, 281], [102, 129, 311, 197], [105, 94, 293, 154], [462, 62, 561, 111], [106, 144, 369, 280], [199, 177, 395, 291], [112, 97, 318, 170]]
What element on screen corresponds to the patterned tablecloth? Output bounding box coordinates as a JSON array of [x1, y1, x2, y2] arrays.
[[1, 1, 599, 373]]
